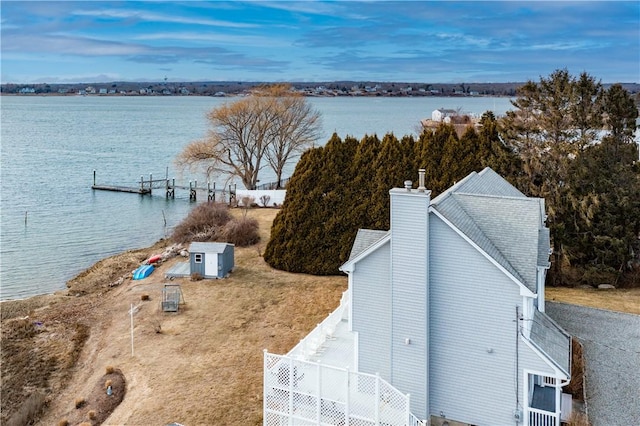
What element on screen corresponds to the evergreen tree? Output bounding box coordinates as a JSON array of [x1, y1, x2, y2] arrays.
[[350, 134, 382, 227], [501, 71, 639, 285], [477, 111, 522, 183], [567, 138, 640, 284], [571, 72, 603, 151], [264, 134, 360, 274], [369, 134, 407, 230], [418, 124, 459, 194], [267, 75, 638, 282]]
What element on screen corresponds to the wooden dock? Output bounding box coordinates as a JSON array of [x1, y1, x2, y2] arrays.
[[91, 184, 151, 194], [91, 170, 236, 203]]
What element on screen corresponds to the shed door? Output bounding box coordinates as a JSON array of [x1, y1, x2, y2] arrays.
[[205, 253, 218, 277]]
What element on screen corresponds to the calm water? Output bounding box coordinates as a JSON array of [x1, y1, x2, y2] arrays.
[[0, 95, 513, 300]]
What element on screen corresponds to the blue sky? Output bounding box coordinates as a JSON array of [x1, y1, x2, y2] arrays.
[[1, 1, 638, 84]]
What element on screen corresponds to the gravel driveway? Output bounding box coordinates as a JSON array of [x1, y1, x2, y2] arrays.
[[546, 302, 640, 426]]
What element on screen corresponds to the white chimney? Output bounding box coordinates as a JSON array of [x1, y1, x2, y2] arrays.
[[418, 169, 426, 192], [389, 178, 431, 417]]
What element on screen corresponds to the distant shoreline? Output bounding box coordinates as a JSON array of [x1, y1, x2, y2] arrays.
[[3, 81, 638, 99], [0, 92, 515, 98]]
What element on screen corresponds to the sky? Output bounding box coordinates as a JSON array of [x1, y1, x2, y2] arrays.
[[1, 1, 638, 84]]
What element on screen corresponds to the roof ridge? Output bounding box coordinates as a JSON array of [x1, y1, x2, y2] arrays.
[[454, 192, 538, 202], [430, 170, 479, 205]]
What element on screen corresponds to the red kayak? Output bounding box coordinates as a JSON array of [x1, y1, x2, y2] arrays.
[[147, 255, 162, 264]]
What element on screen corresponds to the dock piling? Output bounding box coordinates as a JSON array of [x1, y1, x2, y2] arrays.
[[207, 181, 215, 202], [189, 180, 197, 201]]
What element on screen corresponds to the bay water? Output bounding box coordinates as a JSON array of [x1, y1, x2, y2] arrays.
[[0, 95, 513, 301]]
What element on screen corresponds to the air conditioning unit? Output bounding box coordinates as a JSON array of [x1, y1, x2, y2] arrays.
[[513, 408, 523, 422]]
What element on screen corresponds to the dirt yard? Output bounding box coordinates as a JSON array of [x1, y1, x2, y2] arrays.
[[2, 207, 638, 425]]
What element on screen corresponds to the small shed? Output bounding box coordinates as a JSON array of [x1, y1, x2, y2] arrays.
[[189, 242, 234, 279]]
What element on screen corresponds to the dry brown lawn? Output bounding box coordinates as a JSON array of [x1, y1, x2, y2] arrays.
[[546, 286, 640, 315], [22, 207, 346, 426], [2, 206, 638, 426], [3, 209, 347, 425]]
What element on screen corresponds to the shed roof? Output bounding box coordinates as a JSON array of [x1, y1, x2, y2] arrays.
[[189, 242, 233, 253]]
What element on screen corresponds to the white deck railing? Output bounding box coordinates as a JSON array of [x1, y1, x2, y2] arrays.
[[287, 291, 349, 362], [264, 352, 420, 426], [528, 407, 558, 426]]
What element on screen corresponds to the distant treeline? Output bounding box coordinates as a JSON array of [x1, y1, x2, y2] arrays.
[[2, 81, 639, 99]]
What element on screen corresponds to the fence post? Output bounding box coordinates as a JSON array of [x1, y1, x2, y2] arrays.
[[317, 361, 322, 423], [263, 350, 268, 423], [289, 357, 294, 426], [345, 367, 350, 425], [406, 393, 411, 426], [375, 373, 380, 424]]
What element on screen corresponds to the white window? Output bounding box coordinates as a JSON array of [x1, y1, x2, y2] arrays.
[[194, 253, 203, 263]]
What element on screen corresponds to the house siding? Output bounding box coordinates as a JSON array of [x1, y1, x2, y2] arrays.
[[351, 241, 392, 380], [390, 189, 430, 418], [429, 215, 553, 425]]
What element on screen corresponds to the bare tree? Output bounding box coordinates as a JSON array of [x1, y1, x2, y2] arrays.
[[261, 85, 322, 188], [176, 84, 321, 190]]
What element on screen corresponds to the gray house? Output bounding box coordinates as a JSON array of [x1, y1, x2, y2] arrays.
[[264, 168, 572, 426], [189, 242, 234, 279]]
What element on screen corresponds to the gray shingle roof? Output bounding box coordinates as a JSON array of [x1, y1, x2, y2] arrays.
[[456, 167, 525, 198], [432, 167, 524, 204], [530, 309, 571, 376], [189, 242, 231, 253], [348, 229, 389, 261], [538, 228, 551, 268], [431, 167, 549, 292]]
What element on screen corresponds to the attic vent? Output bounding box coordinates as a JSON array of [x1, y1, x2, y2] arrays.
[[404, 180, 412, 191]]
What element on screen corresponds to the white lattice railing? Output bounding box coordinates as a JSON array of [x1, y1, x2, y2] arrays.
[[264, 352, 420, 426], [287, 291, 349, 361], [528, 407, 558, 426]]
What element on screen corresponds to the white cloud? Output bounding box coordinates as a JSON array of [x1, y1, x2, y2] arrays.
[[71, 8, 258, 29]]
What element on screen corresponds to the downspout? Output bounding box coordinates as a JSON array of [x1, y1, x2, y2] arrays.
[[515, 305, 522, 425]]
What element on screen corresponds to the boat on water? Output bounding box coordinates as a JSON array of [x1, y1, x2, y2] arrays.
[[132, 264, 154, 280]]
